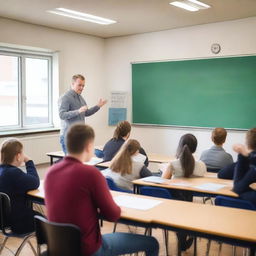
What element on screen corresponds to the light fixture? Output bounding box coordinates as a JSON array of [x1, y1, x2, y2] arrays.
[[169, 0, 210, 12], [47, 8, 117, 25]]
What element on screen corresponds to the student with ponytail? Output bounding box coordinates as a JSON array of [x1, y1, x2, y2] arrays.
[[103, 139, 152, 191], [103, 120, 149, 166], [162, 133, 206, 179], [161, 134, 206, 252]]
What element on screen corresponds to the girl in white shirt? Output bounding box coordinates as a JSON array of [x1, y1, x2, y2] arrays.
[[162, 133, 206, 179], [103, 139, 152, 191]]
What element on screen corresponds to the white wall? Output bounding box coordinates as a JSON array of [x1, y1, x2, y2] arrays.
[[104, 17, 256, 160], [0, 18, 108, 163]]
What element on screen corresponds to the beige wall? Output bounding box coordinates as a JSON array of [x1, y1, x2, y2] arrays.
[[0, 16, 256, 163]]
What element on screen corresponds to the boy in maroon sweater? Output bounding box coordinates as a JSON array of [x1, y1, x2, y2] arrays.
[[45, 124, 159, 256]]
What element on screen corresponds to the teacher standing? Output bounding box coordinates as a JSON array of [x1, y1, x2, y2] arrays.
[[58, 74, 107, 154]]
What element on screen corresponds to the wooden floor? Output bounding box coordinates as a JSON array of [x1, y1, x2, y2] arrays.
[[0, 163, 247, 256]]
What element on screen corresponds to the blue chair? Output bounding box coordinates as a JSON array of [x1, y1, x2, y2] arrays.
[[105, 177, 133, 193], [140, 186, 172, 199], [206, 196, 256, 256], [94, 149, 104, 158], [140, 186, 172, 256]]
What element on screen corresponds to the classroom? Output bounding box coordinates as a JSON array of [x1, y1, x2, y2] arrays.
[[0, 1, 256, 256]]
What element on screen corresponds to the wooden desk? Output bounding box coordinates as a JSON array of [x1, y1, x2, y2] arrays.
[[147, 153, 174, 163], [27, 184, 256, 253], [133, 175, 238, 197]]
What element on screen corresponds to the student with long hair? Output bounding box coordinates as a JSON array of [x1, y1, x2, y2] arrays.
[[233, 127, 256, 206], [161, 134, 206, 251], [0, 138, 40, 233], [103, 139, 152, 191], [162, 133, 206, 179], [103, 120, 149, 166]]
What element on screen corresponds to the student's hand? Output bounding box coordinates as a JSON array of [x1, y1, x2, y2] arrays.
[[78, 106, 88, 113], [24, 154, 31, 163], [233, 144, 250, 157], [97, 99, 107, 108]]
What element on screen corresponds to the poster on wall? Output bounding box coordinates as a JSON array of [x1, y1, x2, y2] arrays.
[[108, 91, 128, 125]]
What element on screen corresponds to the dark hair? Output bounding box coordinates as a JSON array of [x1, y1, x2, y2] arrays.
[[1, 138, 23, 165], [176, 134, 197, 177], [212, 127, 227, 145], [113, 121, 131, 140], [67, 124, 95, 154], [246, 128, 256, 151], [72, 74, 85, 83]]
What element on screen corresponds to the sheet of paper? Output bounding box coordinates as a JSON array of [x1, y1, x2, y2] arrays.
[[84, 157, 103, 166], [193, 183, 227, 191], [141, 176, 168, 184], [110, 91, 128, 108], [114, 195, 162, 210]]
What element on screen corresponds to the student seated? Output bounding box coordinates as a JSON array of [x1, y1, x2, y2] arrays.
[[103, 120, 149, 166], [233, 128, 256, 206], [45, 124, 159, 256], [161, 133, 206, 251], [200, 127, 233, 170], [0, 138, 40, 234], [162, 133, 206, 180], [102, 139, 152, 191]]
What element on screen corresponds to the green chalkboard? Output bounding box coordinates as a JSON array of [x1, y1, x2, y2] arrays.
[[132, 55, 256, 130]]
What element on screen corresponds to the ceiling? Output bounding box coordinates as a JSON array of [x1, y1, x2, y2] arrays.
[[0, 0, 256, 38]]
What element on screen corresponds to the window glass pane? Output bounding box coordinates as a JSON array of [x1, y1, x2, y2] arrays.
[[24, 57, 49, 125], [0, 55, 19, 127]]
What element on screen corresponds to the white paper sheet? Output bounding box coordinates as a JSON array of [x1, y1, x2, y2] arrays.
[[84, 157, 103, 166], [141, 176, 168, 184], [193, 183, 227, 191], [114, 195, 162, 210]]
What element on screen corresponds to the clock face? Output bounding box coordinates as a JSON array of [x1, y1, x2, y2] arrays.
[[211, 43, 221, 54]]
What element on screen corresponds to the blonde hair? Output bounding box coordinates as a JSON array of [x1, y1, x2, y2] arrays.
[[1, 138, 23, 165], [211, 128, 227, 145], [72, 74, 85, 83], [110, 139, 140, 176]]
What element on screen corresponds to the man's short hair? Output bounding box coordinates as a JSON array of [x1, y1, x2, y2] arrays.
[[1, 138, 23, 165], [246, 127, 256, 151], [67, 124, 95, 154], [211, 128, 227, 145], [72, 74, 85, 83]]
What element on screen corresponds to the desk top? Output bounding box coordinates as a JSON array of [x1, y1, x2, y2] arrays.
[[133, 175, 238, 197], [27, 184, 256, 243]]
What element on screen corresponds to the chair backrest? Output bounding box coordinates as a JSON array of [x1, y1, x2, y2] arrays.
[[0, 192, 11, 232], [140, 186, 172, 199], [105, 177, 132, 193], [215, 196, 256, 210], [34, 215, 82, 256], [207, 168, 220, 173]]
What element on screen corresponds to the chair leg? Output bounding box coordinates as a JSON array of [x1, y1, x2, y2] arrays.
[[0, 236, 9, 254], [162, 229, 169, 256], [14, 234, 35, 256], [113, 222, 117, 233], [193, 237, 197, 255], [232, 246, 237, 256], [28, 240, 37, 256], [206, 240, 211, 256]]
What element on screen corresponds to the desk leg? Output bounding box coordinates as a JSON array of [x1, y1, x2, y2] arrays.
[[193, 237, 197, 256], [50, 156, 53, 165]]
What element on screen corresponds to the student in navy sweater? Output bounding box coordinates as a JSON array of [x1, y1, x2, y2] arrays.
[[103, 120, 149, 166], [0, 139, 40, 234], [45, 124, 159, 256], [233, 128, 256, 206]]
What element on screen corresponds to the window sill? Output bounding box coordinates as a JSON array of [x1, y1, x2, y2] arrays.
[[0, 127, 60, 138]]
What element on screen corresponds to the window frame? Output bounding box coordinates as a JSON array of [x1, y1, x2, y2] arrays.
[[0, 47, 53, 132]]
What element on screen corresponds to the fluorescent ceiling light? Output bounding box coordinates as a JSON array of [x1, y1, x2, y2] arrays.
[[188, 0, 210, 9], [169, 0, 210, 11], [170, 1, 199, 11], [47, 8, 116, 25]]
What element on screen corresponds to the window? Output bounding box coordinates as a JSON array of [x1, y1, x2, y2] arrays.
[[0, 49, 53, 132]]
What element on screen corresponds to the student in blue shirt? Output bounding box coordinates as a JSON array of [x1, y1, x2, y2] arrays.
[[233, 128, 256, 206], [200, 127, 233, 170], [103, 121, 149, 166], [0, 139, 40, 234]]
